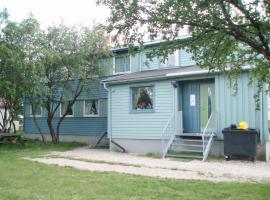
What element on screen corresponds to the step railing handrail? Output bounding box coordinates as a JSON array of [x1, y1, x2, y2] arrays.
[[202, 111, 217, 161], [161, 113, 176, 158]]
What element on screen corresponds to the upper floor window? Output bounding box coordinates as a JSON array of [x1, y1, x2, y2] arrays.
[[160, 53, 176, 68], [114, 55, 130, 74], [60, 101, 74, 117], [131, 86, 154, 111], [30, 105, 42, 117], [84, 100, 99, 117]]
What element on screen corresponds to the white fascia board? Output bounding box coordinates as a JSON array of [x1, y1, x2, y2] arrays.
[[166, 70, 210, 77]]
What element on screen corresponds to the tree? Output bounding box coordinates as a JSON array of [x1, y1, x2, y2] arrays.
[[30, 23, 110, 144], [98, 0, 270, 93], [0, 9, 26, 133]]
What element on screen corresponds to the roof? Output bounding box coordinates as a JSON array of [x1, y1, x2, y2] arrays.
[[112, 36, 192, 53], [102, 66, 211, 85]]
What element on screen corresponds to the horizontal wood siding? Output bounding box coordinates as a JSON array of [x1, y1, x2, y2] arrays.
[[110, 80, 174, 139], [215, 72, 268, 141], [179, 49, 196, 66], [24, 117, 107, 136], [24, 79, 108, 136]]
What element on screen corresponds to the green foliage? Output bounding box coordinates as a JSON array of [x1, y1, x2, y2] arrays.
[[98, 0, 270, 104], [0, 141, 270, 199], [0, 8, 110, 139]]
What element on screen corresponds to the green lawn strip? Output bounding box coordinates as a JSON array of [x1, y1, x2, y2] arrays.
[[1, 140, 270, 200]]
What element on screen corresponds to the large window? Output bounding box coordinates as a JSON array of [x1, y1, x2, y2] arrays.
[[131, 86, 154, 111], [30, 105, 42, 117], [60, 101, 74, 117], [84, 100, 99, 116], [115, 55, 130, 74]]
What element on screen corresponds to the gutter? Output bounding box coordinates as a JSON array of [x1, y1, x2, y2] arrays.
[[166, 69, 209, 77]]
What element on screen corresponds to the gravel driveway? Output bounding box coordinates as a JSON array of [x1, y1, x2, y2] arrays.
[[27, 147, 270, 183]]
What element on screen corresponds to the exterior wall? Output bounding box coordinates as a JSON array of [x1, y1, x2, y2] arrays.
[[24, 79, 108, 136], [26, 133, 100, 144], [112, 138, 164, 154], [215, 72, 269, 142], [109, 80, 176, 140], [105, 48, 196, 76]]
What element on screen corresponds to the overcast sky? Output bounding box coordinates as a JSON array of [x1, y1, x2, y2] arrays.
[[0, 0, 110, 27]]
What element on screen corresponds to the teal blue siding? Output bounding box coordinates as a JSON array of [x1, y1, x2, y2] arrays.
[[110, 80, 175, 139], [131, 53, 141, 72], [215, 72, 268, 141], [24, 79, 108, 136], [99, 58, 113, 76], [106, 48, 197, 75], [24, 117, 107, 136], [179, 49, 196, 66]]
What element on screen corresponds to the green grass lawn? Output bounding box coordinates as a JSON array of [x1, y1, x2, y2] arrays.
[[0, 140, 270, 200]]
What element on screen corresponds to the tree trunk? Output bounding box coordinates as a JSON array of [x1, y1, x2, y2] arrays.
[[33, 113, 47, 143], [47, 116, 58, 144]]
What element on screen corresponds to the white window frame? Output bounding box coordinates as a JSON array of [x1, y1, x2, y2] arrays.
[[60, 102, 74, 117], [83, 99, 100, 117], [113, 54, 131, 75], [130, 85, 155, 113], [159, 50, 177, 68], [30, 105, 42, 117]]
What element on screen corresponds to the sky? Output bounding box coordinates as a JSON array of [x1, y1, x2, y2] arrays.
[[0, 0, 110, 27]]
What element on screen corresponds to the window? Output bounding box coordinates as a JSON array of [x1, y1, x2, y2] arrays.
[[84, 100, 99, 116], [115, 55, 130, 74], [30, 105, 42, 117], [160, 53, 175, 68], [131, 86, 154, 111], [60, 101, 74, 117]]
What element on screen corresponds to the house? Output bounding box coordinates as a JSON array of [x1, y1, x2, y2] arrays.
[[101, 41, 270, 161], [24, 40, 270, 161], [23, 80, 108, 144]]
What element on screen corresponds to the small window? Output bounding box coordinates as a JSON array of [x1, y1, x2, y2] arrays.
[[160, 53, 175, 68], [84, 100, 99, 116], [131, 86, 154, 111], [115, 55, 130, 74], [60, 101, 74, 117], [30, 105, 42, 117]]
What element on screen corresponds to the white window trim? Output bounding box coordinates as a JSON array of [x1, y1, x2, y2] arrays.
[[113, 54, 132, 75], [130, 85, 155, 113], [60, 102, 74, 117], [83, 99, 100, 117], [30, 106, 42, 117]]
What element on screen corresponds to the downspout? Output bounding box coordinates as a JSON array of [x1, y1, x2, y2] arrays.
[[103, 82, 112, 151]]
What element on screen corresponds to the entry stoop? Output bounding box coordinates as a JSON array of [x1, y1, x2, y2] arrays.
[[166, 134, 204, 159]]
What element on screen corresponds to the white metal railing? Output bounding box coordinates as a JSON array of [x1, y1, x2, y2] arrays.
[[161, 111, 182, 158], [202, 112, 217, 161]]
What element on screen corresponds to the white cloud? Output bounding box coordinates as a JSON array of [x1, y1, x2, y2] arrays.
[[0, 0, 110, 27]]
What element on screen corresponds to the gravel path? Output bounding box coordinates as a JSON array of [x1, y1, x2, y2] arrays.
[[27, 147, 270, 183]]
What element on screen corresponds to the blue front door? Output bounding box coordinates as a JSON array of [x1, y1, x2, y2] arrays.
[[182, 81, 200, 133]]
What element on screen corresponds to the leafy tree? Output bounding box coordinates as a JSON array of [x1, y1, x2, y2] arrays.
[[30, 23, 110, 144], [0, 10, 26, 133], [98, 0, 270, 96]]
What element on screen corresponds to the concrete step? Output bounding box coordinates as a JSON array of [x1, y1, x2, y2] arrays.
[[166, 154, 203, 159], [171, 143, 203, 148]]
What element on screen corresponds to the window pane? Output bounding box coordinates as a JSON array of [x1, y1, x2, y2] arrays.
[[61, 101, 73, 116], [115, 55, 130, 73], [85, 100, 99, 115], [132, 87, 153, 110], [30, 105, 42, 116]]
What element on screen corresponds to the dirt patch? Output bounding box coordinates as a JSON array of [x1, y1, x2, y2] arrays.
[[26, 147, 270, 183]]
